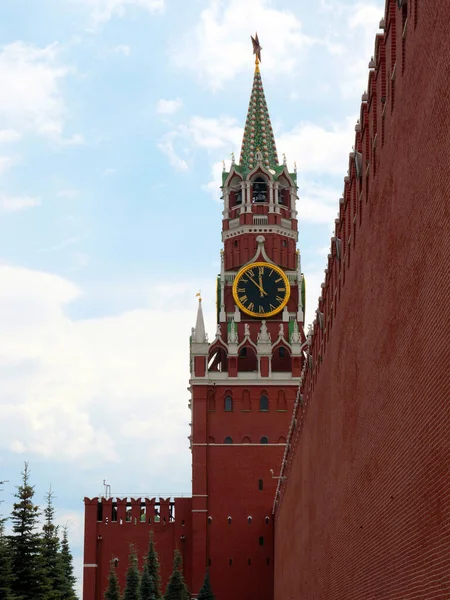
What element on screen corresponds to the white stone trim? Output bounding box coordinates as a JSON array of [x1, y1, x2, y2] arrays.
[[223, 224, 298, 242], [191, 509, 208, 513], [84, 564, 98, 568], [190, 374, 300, 385]]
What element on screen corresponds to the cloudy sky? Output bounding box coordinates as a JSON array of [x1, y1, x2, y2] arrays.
[[0, 0, 385, 594]]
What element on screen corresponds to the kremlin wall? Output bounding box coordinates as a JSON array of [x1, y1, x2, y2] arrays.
[[273, 1, 450, 598]]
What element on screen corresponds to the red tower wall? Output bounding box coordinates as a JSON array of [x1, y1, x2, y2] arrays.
[[83, 497, 192, 600], [191, 382, 296, 600], [274, 2, 450, 599]]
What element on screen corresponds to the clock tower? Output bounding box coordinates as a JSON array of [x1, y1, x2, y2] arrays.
[[189, 36, 306, 600]]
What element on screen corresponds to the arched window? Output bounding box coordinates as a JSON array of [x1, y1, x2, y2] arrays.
[[242, 436, 251, 443], [224, 395, 233, 412], [239, 347, 247, 357], [260, 436, 269, 444], [277, 436, 287, 444], [252, 177, 267, 203], [259, 395, 269, 411], [224, 436, 233, 444], [259, 536, 264, 546]]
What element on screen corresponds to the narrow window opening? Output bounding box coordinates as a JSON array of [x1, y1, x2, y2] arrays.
[[97, 502, 103, 522], [125, 504, 132, 522], [267, 558, 270, 566], [228, 516, 232, 524], [236, 191, 242, 205], [229, 558, 233, 566], [265, 516, 270, 525], [259, 395, 269, 412], [248, 558, 252, 566], [282, 239, 288, 247], [224, 395, 233, 411], [279, 347, 285, 358], [208, 516, 212, 524], [260, 436, 269, 444], [224, 436, 233, 444], [240, 347, 247, 357], [234, 240, 239, 248], [208, 558, 212, 566], [258, 479, 263, 491], [248, 516, 252, 524], [259, 536, 264, 546], [111, 503, 117, 522]]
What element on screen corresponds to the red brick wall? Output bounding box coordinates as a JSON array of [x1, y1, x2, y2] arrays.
[[83, 497, 192, 600], [274, 2, 450, 599]]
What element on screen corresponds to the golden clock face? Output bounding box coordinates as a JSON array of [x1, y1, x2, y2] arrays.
[[232, 261, 290, 318]]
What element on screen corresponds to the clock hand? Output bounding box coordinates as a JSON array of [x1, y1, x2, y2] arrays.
[[258, 273, 267, 298], [248, 273, 267, 296]]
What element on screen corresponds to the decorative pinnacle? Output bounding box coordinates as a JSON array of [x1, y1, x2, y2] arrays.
[[251, 33, 262, 72], [196, 291, 202, 302]]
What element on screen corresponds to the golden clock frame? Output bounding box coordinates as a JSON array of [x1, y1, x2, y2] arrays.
[[232, 261, 291, 318]]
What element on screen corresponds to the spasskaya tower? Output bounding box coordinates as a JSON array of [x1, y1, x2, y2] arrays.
[[189, 34, 306, 600]]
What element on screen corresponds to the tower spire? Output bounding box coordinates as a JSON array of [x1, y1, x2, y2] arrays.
[[193, 294, 207, 343], [239, 34, 278, 172]]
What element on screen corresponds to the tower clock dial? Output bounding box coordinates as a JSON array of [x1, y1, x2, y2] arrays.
[[232, 261, 290, 318]]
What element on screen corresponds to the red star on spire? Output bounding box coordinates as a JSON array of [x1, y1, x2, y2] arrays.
[[251, 33, 262, 64]]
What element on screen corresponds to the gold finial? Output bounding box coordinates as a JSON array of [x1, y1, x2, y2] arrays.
[[196, 291, 202, 302], [251, 33, 262, 72]]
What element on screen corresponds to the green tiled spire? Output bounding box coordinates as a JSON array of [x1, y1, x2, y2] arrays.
[[239, 61, 279, 172]]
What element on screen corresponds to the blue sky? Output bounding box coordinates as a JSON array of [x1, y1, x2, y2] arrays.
[[0, 0, 385, 595]]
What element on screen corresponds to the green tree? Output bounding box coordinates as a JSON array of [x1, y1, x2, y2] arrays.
[[41, 489, 64, 600], [104, 560, 121, 600], [164, 550, 189, 600], [197, 570, 215, 600], [59, 526, 77, 600], [139, 531, 161, 600], [9, 463, 47, 600], [123, 545, 140, 600], [0, 518, 14, 600]]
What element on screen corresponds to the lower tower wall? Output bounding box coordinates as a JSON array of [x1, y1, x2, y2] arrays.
[[274, 2, 450, 599], [83, 497, 192, 600]]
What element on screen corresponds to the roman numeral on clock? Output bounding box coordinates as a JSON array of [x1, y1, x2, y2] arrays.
[[239, 295, 248, 303], [276, 296, 283, 303], [248, 302, 255, 311]]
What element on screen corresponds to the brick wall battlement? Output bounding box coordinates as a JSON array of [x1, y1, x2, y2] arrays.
[[273, 1, 450, 598]]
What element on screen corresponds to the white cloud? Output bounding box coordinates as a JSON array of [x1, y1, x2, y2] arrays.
[[0, 42, 72, 140], [0, 195, 41, 212], [57, 189, 79, 198], [157, 134, 189, 172], [0, 129, 21, 144], [277, 117, 355, 176], [79, 0, 164, 26], [0, 156, 16, 174], [114, 44, 131, 56], [0, 265, 213, 470], [173, 0, 315, 90], [156, 98, 183, 115]]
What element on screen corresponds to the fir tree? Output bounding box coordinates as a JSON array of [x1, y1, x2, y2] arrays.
[[104, 560, 121, 600], [59, 526, 77, 600], [0, 518, 14, 600], [197, 570, 215, 600], [164, 550, 189, 600], [139, 531, 161, 600], [41, 488, 64, 600], [123, 545, 140, 600], [9, 463, 47, 600]]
